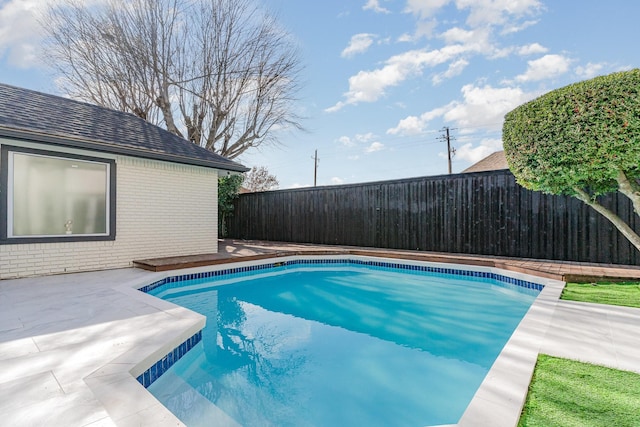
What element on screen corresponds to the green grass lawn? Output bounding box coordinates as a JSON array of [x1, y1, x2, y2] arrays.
[[520, 282, 640, 426], [518, 355, 640, 427], [561, 281, 640, 308]]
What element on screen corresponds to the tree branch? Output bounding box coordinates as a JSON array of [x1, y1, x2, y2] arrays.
[[573, 186, 640, 252], [616, 169, 640, 218]]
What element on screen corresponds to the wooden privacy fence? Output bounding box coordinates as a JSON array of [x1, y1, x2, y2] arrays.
[[226, 170, 640, 266]]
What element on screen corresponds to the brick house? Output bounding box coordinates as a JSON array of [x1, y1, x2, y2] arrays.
[[0, 83, 247, 279]]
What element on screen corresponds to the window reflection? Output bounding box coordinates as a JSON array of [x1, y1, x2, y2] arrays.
[[11, 152, 108, 237]]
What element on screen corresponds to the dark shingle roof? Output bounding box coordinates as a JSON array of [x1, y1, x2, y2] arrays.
[[462, 150, 509, 173], [0, 83, 247, 172]]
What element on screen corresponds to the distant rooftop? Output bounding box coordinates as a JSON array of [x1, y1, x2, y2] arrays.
[[462, 150, 509, 173], [0, 83, 247, 172]]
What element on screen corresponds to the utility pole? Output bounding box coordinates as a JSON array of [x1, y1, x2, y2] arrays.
[[313, 149, 319, 186], [439, 127, 456, 174]]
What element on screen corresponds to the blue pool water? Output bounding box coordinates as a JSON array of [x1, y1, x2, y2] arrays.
[[146, 262, 539, 426]]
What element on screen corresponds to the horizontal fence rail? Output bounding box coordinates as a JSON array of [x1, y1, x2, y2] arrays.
[[227, 170, 640, 266]]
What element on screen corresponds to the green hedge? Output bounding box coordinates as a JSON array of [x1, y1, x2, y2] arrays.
[[503, 69, 640, 197]]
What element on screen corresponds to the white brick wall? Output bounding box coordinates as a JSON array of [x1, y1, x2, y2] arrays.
[[1, 152, 219, 279]]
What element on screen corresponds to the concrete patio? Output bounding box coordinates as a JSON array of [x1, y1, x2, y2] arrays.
[[1, 240, 640, 426]]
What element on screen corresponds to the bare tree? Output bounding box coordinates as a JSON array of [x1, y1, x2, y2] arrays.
[[243, 166, 279, 192], [43, 0, 304, 159]]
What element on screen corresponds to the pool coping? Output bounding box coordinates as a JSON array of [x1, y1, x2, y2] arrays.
[[457, 264, 564, 426], [83, 272, 208, 426], [118, 254, 565, 427]]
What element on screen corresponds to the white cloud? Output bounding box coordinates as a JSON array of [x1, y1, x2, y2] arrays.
[[440, 26, 475, 45], [575, 62, 607, 79], [342, 33, 376, 58], [404, 0, 452, 19], [365, 142, 384, 153], [404, 0, 542, 34], [0, 0, 49, 67], [338, 136, 354, 146], [330, 177, 345, 185], [388, 84, 536, 135], [517, 43, 548, 56], [329, 7, 549, 113], [363, 0, 390, 14], [387, 116, 424, 136], [502, 19, 538, 34], [387, 104, 452, 135], [0, 0, 107, 68], [432, 58, 468, 84], [516, 54, 571, 82], [444, 84, 536, 128], [355, 132, 376, 142], [342, 50, 436, 102], [416, 19, 440, 40], [328, 0, 547, 113], [398, 19, 439, 42], [454, 138, 503, 164], [289, 183, 312, 189], [398, 33, 414, 43], [440, 26, 498, 57], [326, 45, 467, 111], [325, 101, 347, 113], [456, 0, 543, 28], [338, 132, 377, 148]]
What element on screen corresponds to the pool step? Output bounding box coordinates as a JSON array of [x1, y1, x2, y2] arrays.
[[149, 369, 241, 427]]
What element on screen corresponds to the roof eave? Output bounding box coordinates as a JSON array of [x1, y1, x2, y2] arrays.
[[0, 126, 249, 173]]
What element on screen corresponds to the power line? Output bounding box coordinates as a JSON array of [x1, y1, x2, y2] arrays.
[[242, 123, 503, 177], [250, 123, 501, 167]]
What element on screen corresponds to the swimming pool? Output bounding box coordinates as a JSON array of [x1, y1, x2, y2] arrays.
[[139, 258, 543, 426]]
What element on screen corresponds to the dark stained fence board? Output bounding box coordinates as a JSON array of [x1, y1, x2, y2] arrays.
[[226, 170, 640, 266]]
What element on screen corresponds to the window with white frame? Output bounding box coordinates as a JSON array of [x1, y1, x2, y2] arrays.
[[1, 145, 116, 242]]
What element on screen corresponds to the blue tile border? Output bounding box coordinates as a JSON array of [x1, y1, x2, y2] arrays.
[[138, 258, 544, 296], [138, 262, 278, 294], [136, 330, 202, 388], [284, 259, 544, 291]]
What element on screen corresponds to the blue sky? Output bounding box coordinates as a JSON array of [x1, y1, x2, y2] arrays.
[[0, 0, 637, 188]]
